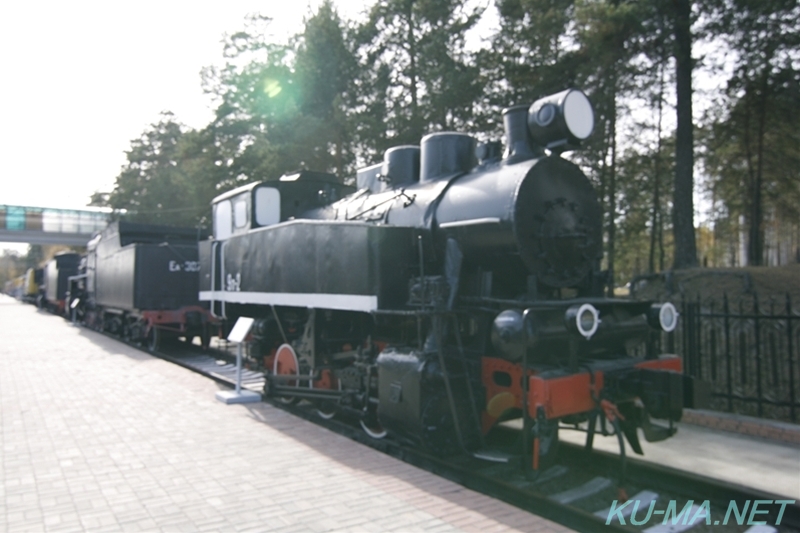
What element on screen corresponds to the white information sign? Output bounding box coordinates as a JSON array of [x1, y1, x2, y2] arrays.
[[216, 316, 260, 405], [227, 317, 255, 343]]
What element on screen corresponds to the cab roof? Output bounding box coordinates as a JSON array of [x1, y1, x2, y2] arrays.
[[210, 171, 339, 205]]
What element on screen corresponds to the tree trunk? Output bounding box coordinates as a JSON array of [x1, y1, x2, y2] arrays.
[[747, 65, 770, 266], [650, 57, 666, 274], [607, 84, 618, 296], [671, 0, 698, 269], [405, 1, 420, 141]]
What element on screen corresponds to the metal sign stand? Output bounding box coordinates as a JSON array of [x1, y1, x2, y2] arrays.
[[215, 317, 261, 405], [70, 298, 80, 326]]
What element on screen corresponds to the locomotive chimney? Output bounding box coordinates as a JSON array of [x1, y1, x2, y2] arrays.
[[382, 145, 420, 187], [419, 133, 476, 182], [502, 105, 541, 163]]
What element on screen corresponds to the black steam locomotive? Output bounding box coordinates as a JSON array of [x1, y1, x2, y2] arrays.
[[72, 221, 218, 351], [199, 89, 705, 470], [43, 252, 81, 314]]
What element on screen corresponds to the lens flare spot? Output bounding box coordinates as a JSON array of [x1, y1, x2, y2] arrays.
[[264, 79, 282, 98]]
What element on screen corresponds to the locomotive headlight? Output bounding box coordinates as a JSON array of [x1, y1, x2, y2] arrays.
[[491, 309, 526, 361], [648, 302, 679, 332], [527, 89, 595, 152], [565, 303, 600, 340]]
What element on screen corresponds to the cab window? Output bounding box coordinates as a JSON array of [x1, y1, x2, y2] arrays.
[[254, 187, 281, 226], [234, 199, 248, 229], [214, 200, 232, 240]]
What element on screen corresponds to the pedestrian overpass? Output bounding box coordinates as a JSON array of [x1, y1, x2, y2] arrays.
[[0, 204, 111, 246]]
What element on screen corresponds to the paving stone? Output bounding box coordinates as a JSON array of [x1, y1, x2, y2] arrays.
[[1, 296, 569, 532]]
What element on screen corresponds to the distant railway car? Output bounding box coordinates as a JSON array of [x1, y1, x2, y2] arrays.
[[44, 252, 81, 314], [84, 221, 216, 350], [23, 267, 43, 304]]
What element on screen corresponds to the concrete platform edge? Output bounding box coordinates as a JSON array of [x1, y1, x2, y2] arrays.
[[682, 408, 800, 445]]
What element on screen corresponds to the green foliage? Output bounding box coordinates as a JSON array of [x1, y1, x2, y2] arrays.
[[351, 0, 484, 156], [702, 70, 800, 260], [0, 249, 24, 288], [295, 1, 358, 176], [94, 0, 798, 281], [25, 245, 44, 270], [477, 0, 577, 135], [700, 0, 800, 265], [200, 7, 357, 182], [612, 138, 677, 281], [99, 113, 220, 227]]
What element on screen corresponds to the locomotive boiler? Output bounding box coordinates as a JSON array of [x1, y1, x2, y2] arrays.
[[199, 89, 706, 471]]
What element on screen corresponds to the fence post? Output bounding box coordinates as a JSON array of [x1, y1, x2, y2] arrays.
[[682, 300, 691, 376], [696, 294, 703, 381], [739, 300, 747, 386], [769, 299, 779, 388], [787, 293, 796, 423], [709, 301, 717, 382], [754, 294, 763, 417], [724, 294, 732, 412], [690, 300, 697, 376]]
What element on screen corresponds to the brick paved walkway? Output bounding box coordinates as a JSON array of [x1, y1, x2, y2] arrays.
[[0, 296, 572, 533]]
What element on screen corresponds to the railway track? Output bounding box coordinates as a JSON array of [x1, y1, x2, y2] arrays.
[[109, 332, 799, 533], [150, 340, 265, 393]]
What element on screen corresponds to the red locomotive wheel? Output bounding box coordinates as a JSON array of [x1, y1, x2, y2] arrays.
[[272, 343, 300, 405], [147, 327, 160, 353], [360, 415, 387, 439], [309, 368, 340, 420]]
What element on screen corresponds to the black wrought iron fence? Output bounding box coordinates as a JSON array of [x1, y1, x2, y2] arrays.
[[655, 294, 799, 423]]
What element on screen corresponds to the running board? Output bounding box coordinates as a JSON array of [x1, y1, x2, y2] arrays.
[[472, 450, 512, 463]]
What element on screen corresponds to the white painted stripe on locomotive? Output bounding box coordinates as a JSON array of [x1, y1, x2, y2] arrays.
[[439, 217, 501, 229], [199, 290, 378, 312]]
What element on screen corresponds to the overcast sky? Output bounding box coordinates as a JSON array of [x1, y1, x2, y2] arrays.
[[0, 0, 366, 213]]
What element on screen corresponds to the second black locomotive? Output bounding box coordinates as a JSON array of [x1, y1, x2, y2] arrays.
[[74, 221, 217, 350]]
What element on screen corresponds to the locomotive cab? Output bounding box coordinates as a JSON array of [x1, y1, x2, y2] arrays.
[[212, 183, 281, 240], [211, 171, 354, 241]]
